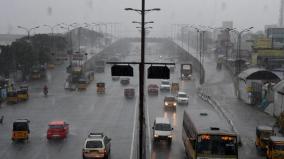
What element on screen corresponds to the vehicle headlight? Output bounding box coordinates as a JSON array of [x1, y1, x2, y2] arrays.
[[83, 149, 90, 153], [154, 134, 159, 138], [174, 103, 177, 106], [165, 102, 168, 106], [168, 135, 172, 138]]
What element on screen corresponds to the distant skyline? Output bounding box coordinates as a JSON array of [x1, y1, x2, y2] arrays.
[[0, 0, 280, 37]]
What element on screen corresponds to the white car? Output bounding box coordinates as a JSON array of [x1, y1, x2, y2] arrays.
[[160, 80, 171, 91], [176, 92, 189, 105], [152, 117, 173, 144], [82, 133, 111, 159]]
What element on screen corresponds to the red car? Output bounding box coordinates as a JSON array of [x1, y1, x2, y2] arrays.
[[124, 88, 135, 99], [47, 120, 69, 139], [148, 84, 159, 95]]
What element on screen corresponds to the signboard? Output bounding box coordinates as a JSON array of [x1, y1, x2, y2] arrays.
[[72, 54, 84, 61], [148, 66, 170, 79], [255, 37, 272, 49], [111, 65, 133, 76]]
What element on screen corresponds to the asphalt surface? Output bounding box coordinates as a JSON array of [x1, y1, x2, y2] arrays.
[[0, 38, 274, 159]]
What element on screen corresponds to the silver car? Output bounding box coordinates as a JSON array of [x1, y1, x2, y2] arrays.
[[160, 80, 171, 91], [176, 92, 189, 105]]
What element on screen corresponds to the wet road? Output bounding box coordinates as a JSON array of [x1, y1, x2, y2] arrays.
[[0, 38, 274, 159]]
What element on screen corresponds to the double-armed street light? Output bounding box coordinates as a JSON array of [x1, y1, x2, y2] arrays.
[[43, 23, 64, 58], [60, 23, 79, 52], [43, 23, 63, 35], [136, 26, 153, 29], [132, 21, 154, 25], [125, 4, 160, 159], [234, 27, 254, 74], [17, 25, 40, 40], [206, 26, 253, 74]]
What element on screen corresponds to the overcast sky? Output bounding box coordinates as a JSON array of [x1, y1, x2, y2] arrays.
[[0, 0, 280, 36]]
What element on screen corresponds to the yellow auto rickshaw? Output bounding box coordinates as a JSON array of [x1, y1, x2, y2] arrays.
[[7, 91, 18, 104], [17, 85, 29, 101], [12, 119, 30, 142], [266, 136, 284, 159], [256, 125, 275, 151], [96, 82, 105, 94], [31, 70, 41, 80], [171, 82, 179, 93], [47, 63, 55, 69]]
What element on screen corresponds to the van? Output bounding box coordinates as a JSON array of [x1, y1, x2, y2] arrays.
[[152, 117, 173, 144]]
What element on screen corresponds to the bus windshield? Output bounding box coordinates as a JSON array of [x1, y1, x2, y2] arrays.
[[273, 144, 284, 151], [197, 135, 237, 156]]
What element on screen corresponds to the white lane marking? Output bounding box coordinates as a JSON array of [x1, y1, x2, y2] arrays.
[[146, 100, 152, 158], [130, 96, 139, 159]]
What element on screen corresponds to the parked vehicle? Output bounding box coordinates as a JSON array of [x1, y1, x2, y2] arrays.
[[82, 132, 111, 159], [47, 120, 69, 139], [12, 119, 30, 142]]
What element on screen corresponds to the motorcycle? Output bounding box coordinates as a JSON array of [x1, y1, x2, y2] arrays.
[[43, 88, 48, 96]]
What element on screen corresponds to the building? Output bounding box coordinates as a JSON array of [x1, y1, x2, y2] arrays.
[[250, 28, 284, 73], [271, 80, 284, 116], [265, 27, 284, 48]]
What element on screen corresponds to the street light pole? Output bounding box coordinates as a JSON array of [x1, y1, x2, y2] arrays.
[[140, 0, 145, 158], [17, 26, 40, 40], [236, 27, 253, 74], [125, 5, 160, 159], [43, 24, 62, 62]]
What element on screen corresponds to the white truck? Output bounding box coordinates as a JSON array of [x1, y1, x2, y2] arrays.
[[180, 64, 192, 80]]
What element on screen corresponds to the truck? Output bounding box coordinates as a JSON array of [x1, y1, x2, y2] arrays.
[[180, 64, 192, 80]]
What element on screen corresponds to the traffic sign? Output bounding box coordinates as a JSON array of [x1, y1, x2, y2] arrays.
[[111, 65, 133, 76], [147, 66, 170, 79]]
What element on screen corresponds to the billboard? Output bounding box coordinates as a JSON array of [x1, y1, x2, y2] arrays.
[[255, 37, 272, 48]]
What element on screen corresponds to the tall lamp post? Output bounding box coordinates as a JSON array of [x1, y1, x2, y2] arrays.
[[43, 24, 63, 62], [235, 27, 254, 74], [61, 23, 79, 53], [125, 5, 160, 159], [17, 25, 40, 40], [60, 23, 79, 66]]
